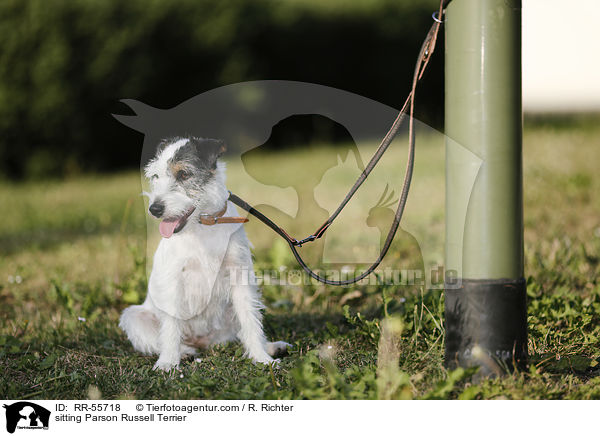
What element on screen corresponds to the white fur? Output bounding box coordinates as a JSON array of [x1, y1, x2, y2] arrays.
[[120, 139, 289, 371]]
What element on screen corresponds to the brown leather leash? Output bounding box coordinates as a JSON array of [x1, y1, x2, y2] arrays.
[[228, 0, 448, 285]]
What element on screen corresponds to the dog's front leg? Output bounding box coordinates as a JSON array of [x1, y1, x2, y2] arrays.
[[153, 314, 182, 371], [231, 284, 273, 364]]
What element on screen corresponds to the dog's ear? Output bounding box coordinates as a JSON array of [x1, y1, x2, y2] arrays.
[[188, 137, 225, 156], [199, 138, 226, 165], [215, 139, 227, 157], [182, 137, 227, 170], [207, 139, 226, 170]]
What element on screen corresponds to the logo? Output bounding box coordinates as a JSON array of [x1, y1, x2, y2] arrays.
[[114, 80, 478, 296], [2, 402, 50, 434]]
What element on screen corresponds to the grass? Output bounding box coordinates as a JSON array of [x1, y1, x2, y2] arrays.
[[1, 119, 600, 399]]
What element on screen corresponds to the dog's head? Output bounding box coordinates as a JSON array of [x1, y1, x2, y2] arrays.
[[144, 136, 227, 238]]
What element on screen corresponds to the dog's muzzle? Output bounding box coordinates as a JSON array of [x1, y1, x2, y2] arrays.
[[149, 202, 165, 218]]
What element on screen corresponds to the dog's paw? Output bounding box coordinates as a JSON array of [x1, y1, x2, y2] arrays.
[[250, 352, 276, 365], [266, 341, 292, 358], [253, 357, 281, 368], [152, 359, 180, 372], [179, 344, 198, 358]]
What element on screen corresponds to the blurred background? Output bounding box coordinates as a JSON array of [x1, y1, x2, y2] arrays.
[[0, 0, 447, 180], [1, 0, 599, 180]]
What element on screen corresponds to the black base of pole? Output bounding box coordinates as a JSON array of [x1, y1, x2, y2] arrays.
[[444, 278, 528, 377]]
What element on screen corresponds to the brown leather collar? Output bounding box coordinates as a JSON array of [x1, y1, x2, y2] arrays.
[[198, 202, 249, 226]]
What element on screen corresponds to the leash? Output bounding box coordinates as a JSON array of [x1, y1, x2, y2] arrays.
[[228, 0, 448, 285]]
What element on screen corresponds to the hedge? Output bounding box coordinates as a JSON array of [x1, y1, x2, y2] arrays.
[[0, 0, 442, 179]]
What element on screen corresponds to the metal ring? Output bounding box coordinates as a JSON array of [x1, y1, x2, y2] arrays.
[[432, 11, 443, 23]]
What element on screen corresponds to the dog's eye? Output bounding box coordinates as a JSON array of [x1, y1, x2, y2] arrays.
[[177, 171, 190, 181], [151, 174, 158, 181]]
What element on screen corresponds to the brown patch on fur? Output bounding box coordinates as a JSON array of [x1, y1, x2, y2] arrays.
[[168, 161, 186, 179], [139, 310, 159, 328], [183, 335, 211, 349]]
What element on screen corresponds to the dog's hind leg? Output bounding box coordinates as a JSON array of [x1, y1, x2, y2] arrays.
[[266, 341, 292, 358], [119, 305, 160, 355]]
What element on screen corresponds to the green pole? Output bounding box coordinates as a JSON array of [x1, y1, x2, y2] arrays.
[[444, 0, 527, 376]]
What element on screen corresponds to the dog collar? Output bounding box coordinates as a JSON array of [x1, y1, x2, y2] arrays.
[[198, 201, 249, 226]]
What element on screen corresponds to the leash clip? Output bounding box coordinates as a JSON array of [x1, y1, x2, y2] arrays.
[[294, 235, 316, 247]]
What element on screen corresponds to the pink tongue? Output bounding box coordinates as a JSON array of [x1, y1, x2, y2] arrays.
[[159, 218, 181, 238]]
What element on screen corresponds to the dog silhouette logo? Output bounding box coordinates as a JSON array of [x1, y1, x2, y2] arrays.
[[113, 80, 479, 290], [2, 402, 50, 433]]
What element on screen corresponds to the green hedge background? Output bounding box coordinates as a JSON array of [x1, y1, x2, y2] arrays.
[[0, 0, 443, 179]]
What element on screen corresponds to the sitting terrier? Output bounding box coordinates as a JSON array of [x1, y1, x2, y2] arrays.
[[119, 136, 289, 371]]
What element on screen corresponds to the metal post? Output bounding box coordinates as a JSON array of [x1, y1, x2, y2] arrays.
[[444, 0, 527, 376]]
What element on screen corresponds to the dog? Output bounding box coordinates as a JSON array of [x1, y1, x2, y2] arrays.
[[119, 136, 289, 371]]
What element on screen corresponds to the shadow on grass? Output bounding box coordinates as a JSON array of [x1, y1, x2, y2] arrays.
[[263, 311, 348, 344], [529, 353, 600, 379]]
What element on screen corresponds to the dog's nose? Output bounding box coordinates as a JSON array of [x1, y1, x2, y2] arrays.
[[149, 202, 165, 218]]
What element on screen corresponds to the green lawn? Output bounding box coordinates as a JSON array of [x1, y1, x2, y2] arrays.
[[1, 119, 599, 399]]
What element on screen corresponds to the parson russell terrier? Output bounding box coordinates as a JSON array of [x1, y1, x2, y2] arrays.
[[119, 136, 289, 371]]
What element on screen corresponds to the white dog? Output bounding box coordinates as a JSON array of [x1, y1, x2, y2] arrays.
[[119, 136, 288, 371]]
